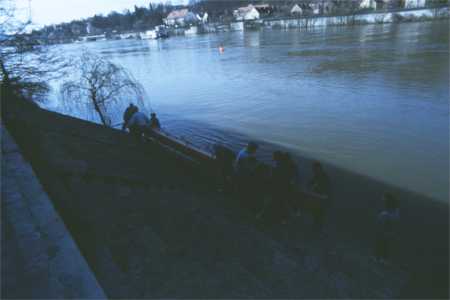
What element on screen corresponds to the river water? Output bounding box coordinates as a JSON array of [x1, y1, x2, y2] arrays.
[[47, 20, 449, 202]]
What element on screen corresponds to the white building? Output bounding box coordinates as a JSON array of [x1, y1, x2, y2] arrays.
[[290, 4, 303, 15], [164, 9, 197, 27], [360, 0, 377, 9], [310, 3, 321, 15], [233, 5, 260, 21], [404, 0, 426, 8]]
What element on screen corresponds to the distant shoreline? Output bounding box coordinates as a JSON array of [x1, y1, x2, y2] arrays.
[[119, 8, 450, 37], [258, 7, 449, 30], [40, 7, 449, 45]]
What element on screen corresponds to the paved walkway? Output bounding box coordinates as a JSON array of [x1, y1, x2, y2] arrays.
[[1, 124, 105, 299]]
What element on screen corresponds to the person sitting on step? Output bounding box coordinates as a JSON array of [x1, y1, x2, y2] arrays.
[[150, 112, 161, 130], [126, 109, 151, 140]]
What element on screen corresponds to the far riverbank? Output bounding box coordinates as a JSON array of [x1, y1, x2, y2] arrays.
[[259, 7, 449, 30], [48, 7, 449, 44], [171, 7, 449, 35]]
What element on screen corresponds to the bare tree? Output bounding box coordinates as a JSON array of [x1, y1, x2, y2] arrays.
[[60, 50, 144, 126], [1, 0, 68, 101]]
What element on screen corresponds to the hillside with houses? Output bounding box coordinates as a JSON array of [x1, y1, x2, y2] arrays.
[[17, 0, 448, 45]]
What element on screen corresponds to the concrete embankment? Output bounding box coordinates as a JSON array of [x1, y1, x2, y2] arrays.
[[1, 125, 105, 298], [1, 92, 448, 298]]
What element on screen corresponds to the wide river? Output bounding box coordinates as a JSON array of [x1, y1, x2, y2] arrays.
[[47, 20, 449, 202]]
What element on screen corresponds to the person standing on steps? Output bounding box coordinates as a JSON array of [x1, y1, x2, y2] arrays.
[[122, 103, 138, 131]]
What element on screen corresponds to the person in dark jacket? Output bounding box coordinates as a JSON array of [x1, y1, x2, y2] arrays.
[[234, 142, 258, 174], [307, 161, 331, 231], [122, 103, 138, 130], [270, 151, 299, 223], [257, 151, 299, 224], [214, 145, 236, 193], [374, 193, 400, 263], [233, 142, 260, 209]]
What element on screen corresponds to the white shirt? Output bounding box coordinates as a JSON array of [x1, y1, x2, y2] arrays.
[[128, 112, 150, 128], [234, 148, 254, 171]]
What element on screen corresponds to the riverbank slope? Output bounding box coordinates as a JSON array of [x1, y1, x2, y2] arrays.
[[2, 93, 448, 298]]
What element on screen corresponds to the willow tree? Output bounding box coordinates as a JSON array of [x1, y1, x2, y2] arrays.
[[1, 0, 67, 102], [60, 50, 144, 126]]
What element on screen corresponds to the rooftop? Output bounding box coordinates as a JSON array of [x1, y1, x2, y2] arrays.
[[166, 9, 189, 20]]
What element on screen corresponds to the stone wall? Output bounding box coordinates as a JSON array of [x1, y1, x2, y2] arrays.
[[1, 125, 106, 298]]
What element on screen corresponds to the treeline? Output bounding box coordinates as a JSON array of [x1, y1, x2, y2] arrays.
[[88, 3, 179, 33], [30, 3, 180, 44]]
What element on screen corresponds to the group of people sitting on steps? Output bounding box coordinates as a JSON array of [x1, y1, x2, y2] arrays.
[[121, 104, 400, 263], [216, 141, 400, 263], [220, 141, 331, 229], [121, 103, 161, 139]]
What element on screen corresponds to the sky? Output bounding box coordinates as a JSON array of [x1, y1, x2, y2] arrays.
[[14, 0, 187, 27]]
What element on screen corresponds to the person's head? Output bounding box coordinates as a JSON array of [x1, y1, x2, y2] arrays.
[[151, 112, 157, 118], [383, 192, 399, 211], [247, 142, 258, 154], [312, 161, 323, 174]]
